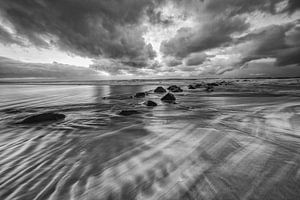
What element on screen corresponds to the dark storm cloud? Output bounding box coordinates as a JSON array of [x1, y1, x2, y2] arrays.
[[238, 20, 300, 67], [160, 16, 249, 58], [203, 0, 282, 15], [147, 9, 174, 26], [160, 0, 300, 72], [185, 53, 208, 66], [285, 0, 300, 14], [160, 0, 274, 59], [0, 0, 162, 66], [176, 0, 299, 16]]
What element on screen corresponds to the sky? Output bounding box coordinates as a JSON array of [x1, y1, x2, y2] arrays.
[[0, 0, 299, 78]]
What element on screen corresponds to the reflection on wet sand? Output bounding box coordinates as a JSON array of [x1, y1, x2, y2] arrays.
[[0, 79, 300, 200]]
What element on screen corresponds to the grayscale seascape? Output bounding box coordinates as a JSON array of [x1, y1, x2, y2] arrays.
[[0, 0, 299, 199]]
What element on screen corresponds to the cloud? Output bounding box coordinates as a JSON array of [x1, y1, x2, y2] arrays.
[[0, 0, 299, 77], [174, 0, 298, 16], [146, 8, 174, 26], [159, 0, 300, 76], [185, 53, 208, 66], [237, 20, 300, 67], [0, 0, 162, 65], [89, 58, 161, 76], [160, 0, 300, 59], [163, 56, 182, 67], [203, 0, 282, 16], [160, 16, 249, 58], [0, 25, 23, 45], [0, 56, 100, 79], [284, 0, 300, 13]]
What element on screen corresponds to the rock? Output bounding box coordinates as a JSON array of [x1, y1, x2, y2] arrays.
[[207, 82, 218, 87], [195, 83, 202, 88], [167, 85, 183, 92], [206, 86, 214, 92], [144, 100, 157, 107], [161, 93, 176, 102], [188, 85, 196, 89], [118, 110, 140, 116], [172, 87, 183, 92], [134, 92, 146, 98], [20, 112, 65, 124], [154, 86, 166, 93]]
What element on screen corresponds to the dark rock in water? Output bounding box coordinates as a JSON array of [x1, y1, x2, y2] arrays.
[[167, 85, 183, 92], [134, 92, 146, 98], [206, 86, 214, 92], [118, 110, 140, 116], [219, 81, 226, 85], [161, 93, 176, 102], [167, 85, 178, 90], [172, 87, 183, 92], [20, 112, 65, 124], [188, 85, 196, 89], [195, 83, 202, 88], [144, 100, 157, 107], [154, 86, 166, 93], [207, 82, 218, 87]]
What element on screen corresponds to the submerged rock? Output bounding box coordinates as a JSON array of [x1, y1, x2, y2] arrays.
[[20, 112, 65, 124], [154, 86, 166, 93], [167, 85, 183, 92], [207, 82, 218, 87], [118, 110, 140, 116], [188, 85, 196, 89], [206, 86, 214, 92], [134, 92, 146, 98], [161, 93, 176, 102], [144, 100, 157, 107], [195, 83, 203, 88]]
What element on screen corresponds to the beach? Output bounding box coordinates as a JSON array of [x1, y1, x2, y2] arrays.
[[0, 78, 300, 200]]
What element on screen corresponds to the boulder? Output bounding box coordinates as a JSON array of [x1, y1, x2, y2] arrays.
[[161, 93, 176, 102], [118, 110, 140, 116], [188, 85, 196, 89], [206, 86, 214, 92], [154, 86, 166, 93], [207, 82, 218, 87], [134, 92, 146, 98], [167, 85, 183, 92], [144, 100, 157, 107], [20, 112, 65, 124], [195, 83, 202, 88]]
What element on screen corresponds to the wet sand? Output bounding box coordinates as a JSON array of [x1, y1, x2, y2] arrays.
[[0, 79, 300, 200]]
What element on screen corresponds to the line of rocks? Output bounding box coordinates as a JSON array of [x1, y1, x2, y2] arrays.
[[188, 80, 232, 92], [19, 81, 233, 122], [119, 80, 233, 116]]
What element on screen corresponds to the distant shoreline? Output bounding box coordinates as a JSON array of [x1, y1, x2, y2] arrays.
[[0, 77, 299, 86]]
